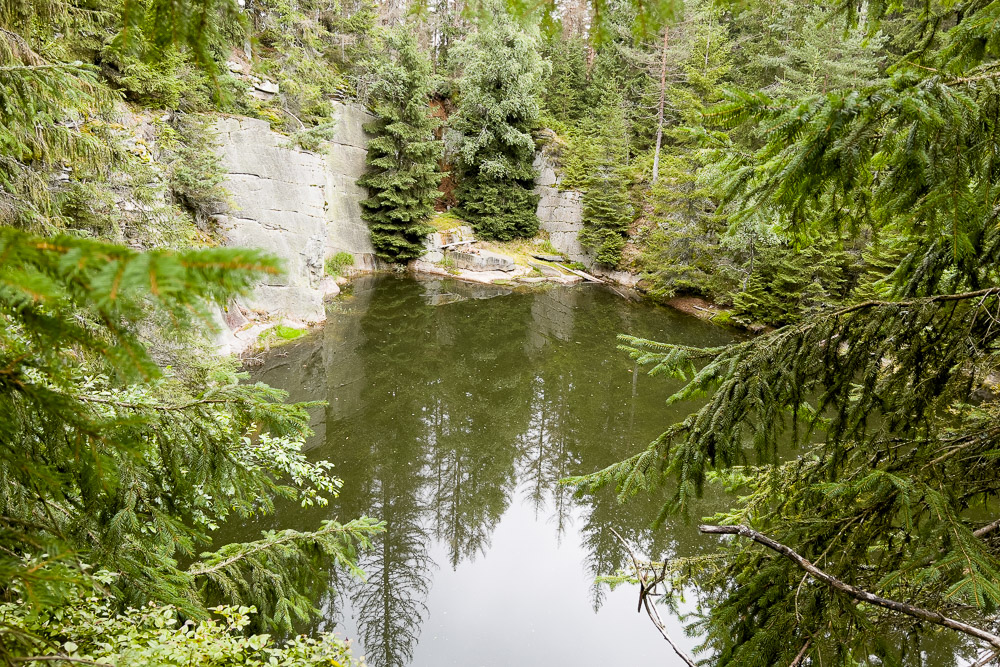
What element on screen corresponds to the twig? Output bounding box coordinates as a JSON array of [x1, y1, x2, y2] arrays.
[[788, 639, 812, 667], [11, 656, 111, 666], [830, 287, 1000, 319], [77, 395, 234, 412], [973, 518, 1000, 539], [699, 524, 1000, 650], [608, 528, 698, 667], [972, 649, 999, 667]]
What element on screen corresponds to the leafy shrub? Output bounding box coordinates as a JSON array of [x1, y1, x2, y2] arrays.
[[1, 589, 361, 667], [325, 251, 355, 276]]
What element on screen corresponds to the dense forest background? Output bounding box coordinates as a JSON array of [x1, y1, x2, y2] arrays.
[[1, 0, 907, 327], [2, 0, 1000, 665]]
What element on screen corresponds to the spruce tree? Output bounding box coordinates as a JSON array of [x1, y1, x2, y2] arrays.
[[579, 169, 633, 267], [578, 97, 633, 267], [359, 28, 442, 263], [450, 0, 544, 241], [541, 34, 588, 125]]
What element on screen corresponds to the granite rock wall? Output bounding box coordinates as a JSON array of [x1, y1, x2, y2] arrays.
[[532, 153, 591, 267], [213, 103, 377, 323]]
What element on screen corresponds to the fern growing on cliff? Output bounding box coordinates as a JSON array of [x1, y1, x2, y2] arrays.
[[359, 28, 442, 263]]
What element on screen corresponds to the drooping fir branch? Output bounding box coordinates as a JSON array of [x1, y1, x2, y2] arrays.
[[700, 524, 1000, 651], [190, 518, 383, 631]]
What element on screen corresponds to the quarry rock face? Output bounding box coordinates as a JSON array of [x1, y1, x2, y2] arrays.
[[213, 103, 378, 324], [214, 116, 328, 322], [532, 153, 590, 267]]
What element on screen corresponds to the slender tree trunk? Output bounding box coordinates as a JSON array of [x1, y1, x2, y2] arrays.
[[651, 26, 669, 185]]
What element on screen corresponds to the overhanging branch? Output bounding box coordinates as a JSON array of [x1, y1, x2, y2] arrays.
[[608, 528, 698, 667], [699, 524, 1000, 650]]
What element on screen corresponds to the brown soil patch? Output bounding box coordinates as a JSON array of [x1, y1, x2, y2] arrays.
[[666, 295, 725, 321]]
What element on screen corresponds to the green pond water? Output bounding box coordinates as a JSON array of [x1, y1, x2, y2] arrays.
[[240, 275, 982, 667], [240, 274, 736, 666]]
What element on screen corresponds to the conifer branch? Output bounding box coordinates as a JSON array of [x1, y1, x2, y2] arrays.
[[830, 287, 1000, 319], [188, 519, 380, 577], [699, 524, 1000, 649], [77, 395, 234, 412]]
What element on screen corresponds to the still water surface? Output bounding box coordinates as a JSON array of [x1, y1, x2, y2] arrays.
[[246, 275, 736, 666]]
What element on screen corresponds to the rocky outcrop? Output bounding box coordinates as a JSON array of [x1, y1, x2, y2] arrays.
[[450, 249, 516, 272], [213, 103, 378, 325], [214, 116, 328, 322], [532, 153, 590, 267], [325, 103, 378, 271]]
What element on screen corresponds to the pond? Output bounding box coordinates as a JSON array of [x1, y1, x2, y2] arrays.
[[242, 274, 738, 666]]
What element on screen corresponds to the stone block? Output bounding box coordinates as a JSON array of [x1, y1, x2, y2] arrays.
[[449, 249, 516, 272]]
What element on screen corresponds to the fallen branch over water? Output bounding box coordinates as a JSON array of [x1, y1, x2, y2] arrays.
[[608, 528, 698, 667], [699, 524, 1000, 650]]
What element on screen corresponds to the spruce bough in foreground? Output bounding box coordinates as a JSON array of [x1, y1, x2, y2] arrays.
[[0, 227, 381, 662]]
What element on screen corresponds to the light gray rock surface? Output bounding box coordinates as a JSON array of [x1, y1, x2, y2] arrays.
[[214, 116, 327, 322], [325, 103, 378, 270], [214, 104, 378, 324], [532, 152, 591, 267], [449, 249, 516, 272], [528, 260, 563, 277], [535, 185, 588, 266]]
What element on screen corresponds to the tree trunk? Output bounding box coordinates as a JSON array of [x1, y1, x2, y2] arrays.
[[651, 26, 669, 185]]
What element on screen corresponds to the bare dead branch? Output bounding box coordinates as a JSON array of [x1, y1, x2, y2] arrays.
[[608, 528, 698, 667], [973, 518, 1000, 539]]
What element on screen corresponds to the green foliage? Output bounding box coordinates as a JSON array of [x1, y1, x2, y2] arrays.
[[579, 170, 632, 267], [454, 178, 539, 241], [325, 251, 355, 276], [573, 0, 1000, 663], [575, 95, 633, 267], [540, 35, 588, 124], [450, 0, 544, 240], [635, 0, 741, 301], [101, 45, 229, 111], [1, 587, 361, 666], [270, 324, 307, 341], [161, 113, 229, 226], [247, 0, 378, 131], [358, 28, 442, 263], [0, 227, 381, 635], [728, 0, 884, 96], [731, 241, 859, 326], [581, 0, 660, 161]]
